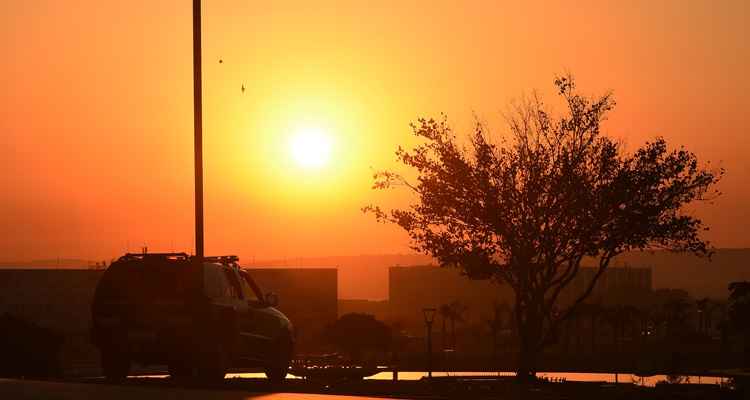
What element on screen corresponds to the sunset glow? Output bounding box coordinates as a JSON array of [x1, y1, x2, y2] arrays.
[[0, 0, 747, 271], [289, 127, 333, 169]]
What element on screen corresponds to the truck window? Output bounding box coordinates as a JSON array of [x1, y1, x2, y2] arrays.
[[204, 264, 239, 300], [222, 268, 244, 300], [95, 260, 198, 304], [239, 270, 263, 302]]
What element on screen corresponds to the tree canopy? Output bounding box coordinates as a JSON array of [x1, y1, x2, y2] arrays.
[[728, 281, 750, 334], [323, 313, 391, 363], [365, 75, 723, 378]]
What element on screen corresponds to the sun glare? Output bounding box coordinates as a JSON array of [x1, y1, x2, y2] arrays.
[[289, 127, 333, 169]]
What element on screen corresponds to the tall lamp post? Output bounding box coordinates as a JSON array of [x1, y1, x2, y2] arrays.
[[192, 0, 204, 260], [423, 307, 437, 379]]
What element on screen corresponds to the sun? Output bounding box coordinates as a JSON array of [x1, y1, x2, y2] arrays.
[[289, 127, 333, 169]]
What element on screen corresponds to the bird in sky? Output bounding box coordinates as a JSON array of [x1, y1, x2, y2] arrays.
[[219, 59, 223, 64], [241, 84, 245, 94]]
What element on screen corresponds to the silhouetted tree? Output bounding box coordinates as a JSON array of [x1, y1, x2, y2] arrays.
[[486, 302, 511, 362], [578, 303, 603, 353], [561, 308, 580, 354], [438, 303, 451, 350], [323, 313, 391, 363], [728, 281, 750, 367], [366, 75, 722, 380], [386, 320, 409, 371], [664, 297, 692, 337], [696, 297, 720, 337], [448, 300, 467, 349], [0, 313, 63, 378], [705, 300, 724, 335], [438, 301, 468, 350], [603, 305, 637, 352], [635, 305, 652, 347]]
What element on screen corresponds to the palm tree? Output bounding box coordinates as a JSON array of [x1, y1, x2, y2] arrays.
[[635, 305, 652, 346], [447, 300, 468, 350], [664, 298, 691, 337], [559, 309, 578, 355], [486, 302, 510, 363], [438, 301, 468, 350], [602, 306, 620, 349], [728, 281, 750, 367], [705, 301, 725, 336], [633, 305, 655, 374], [696, 298, 709, 335], [578, 303, 602, 354], [439, 304, 451, 351], [649, 307, 668, 340]]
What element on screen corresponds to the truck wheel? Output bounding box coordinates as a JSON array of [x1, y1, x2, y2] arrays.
[[265, 334, 293, 384], [101, 347, 130, 383], [168, 362, 193, 381]]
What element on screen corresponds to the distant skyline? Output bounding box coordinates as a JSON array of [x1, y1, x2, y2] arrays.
[[1, 1, 748, 262], [3, 249, 750, 301]]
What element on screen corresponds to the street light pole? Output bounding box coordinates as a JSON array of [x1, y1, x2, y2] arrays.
[[423, 308, 436, 379], [427, 320, 433, 378], [192, 0, 204, 260]]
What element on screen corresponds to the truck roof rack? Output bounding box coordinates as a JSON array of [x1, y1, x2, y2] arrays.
[[115, 253, 240, 268], [118, 252, 191, 262], [203, 255, 240, 267]]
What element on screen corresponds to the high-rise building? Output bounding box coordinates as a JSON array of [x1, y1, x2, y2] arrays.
[[387, 265, 653, 333], [388, 265, 514, 332], [560, 266, 652, 306]]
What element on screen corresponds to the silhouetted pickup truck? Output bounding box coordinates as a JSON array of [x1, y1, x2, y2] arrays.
[[91, 253, 293, 383]]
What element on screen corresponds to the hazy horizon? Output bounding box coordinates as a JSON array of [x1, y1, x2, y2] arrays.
[[4, 249, 750, 301], [2, 1, 748, 262], [4, 246, 750, 265]]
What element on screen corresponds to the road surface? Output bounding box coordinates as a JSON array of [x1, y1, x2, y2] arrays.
[[0, 379, 402, 400]]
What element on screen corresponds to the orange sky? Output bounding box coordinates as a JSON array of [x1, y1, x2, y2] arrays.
[[1, 0, 748, 262]]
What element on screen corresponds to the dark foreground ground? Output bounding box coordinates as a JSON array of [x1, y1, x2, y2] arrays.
[[0, 378, 396, 400], [0, 375, 744, 400]]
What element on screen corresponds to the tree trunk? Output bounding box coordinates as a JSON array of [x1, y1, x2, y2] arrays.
[[517, 336, 538, 382], [491, 324, 499, 369], [450, 318, 456, 350], [590, 314, 597, 353], [515, 301, 543, 382], [442, 317, 446, 350]]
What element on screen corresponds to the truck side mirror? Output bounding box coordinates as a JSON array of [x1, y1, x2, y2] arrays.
[[265, 292, 279, 307]]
